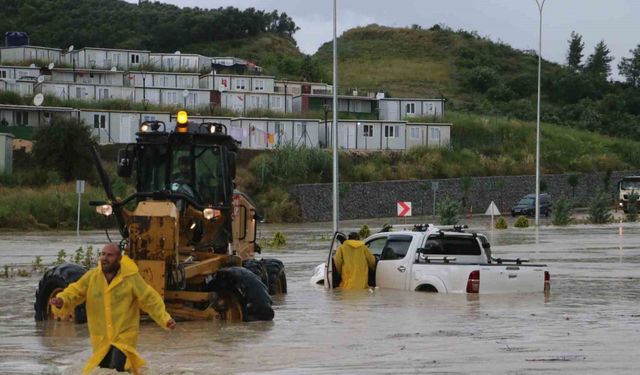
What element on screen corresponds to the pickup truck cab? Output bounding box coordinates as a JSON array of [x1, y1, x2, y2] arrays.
[[311, 224, 550, 294]]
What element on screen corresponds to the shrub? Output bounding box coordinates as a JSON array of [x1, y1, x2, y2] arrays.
[[437, 197, 460, 225], [514, 216, 530, 228], [495, 217, 508, 229], [552, 197, 574, 225], [32, 117, 97, 182], [588, 191, 613, 224], [255, 187, 301, 223], [625, 192, 639, 222], [53, 250, 67, 266], [467, 66, 497, 93], [359, 224, 371, 239], [270, 232, 287, 247]]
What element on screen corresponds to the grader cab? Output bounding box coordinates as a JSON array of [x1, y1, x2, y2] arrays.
[[35, 111, 285, 323]]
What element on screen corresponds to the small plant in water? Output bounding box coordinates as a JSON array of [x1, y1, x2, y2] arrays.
[[270, 232, 287, 247], [53, 249, 67, 266], [495, 217, 508, 229], [359, 224, 371, 239], [83, 246, 95, 268], [514, 216, 530, 228], [32, 256, 44, 272], [73, 246, 85, 264], [17, 268, 30, 277]]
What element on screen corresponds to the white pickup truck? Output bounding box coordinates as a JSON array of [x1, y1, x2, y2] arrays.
[[310, 224, 550, 294]]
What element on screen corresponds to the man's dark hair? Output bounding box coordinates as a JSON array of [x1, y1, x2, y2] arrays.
[[348, 232, 360, 240]]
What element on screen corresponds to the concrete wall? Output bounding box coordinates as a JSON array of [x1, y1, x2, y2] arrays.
[[291, 170, 640, 222]]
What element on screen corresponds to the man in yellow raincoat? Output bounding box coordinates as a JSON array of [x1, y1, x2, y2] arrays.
[[49, 243, 176, 374], [333, 232, 376, 290]]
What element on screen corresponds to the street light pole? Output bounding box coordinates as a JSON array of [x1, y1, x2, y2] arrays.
[[534, 0, 546, 227], [332, 0, 339, 234]]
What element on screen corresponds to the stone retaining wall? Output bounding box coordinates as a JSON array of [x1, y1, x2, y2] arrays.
[[291, 170, 640, 222]]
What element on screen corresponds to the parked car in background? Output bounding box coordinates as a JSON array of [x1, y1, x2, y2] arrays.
[[510, 193, 552, 217]]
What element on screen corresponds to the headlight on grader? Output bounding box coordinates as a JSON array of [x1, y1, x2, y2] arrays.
[[203, 207, 220, 220], [96, 204, 113, 216]]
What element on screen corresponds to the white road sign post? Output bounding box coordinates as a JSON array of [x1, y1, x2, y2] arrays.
[[76, 180, 85, 237], [484, 200, 501, 230]]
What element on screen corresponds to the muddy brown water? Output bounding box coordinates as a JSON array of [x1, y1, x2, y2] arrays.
[[1, 218, 639, 374]]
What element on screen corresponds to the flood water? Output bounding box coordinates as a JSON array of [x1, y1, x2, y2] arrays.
[[1, 218, 639, 374]]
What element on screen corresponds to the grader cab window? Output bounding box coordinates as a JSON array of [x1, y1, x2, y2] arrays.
[[138, 146, 168, 192], [194, 146, 224, 205]]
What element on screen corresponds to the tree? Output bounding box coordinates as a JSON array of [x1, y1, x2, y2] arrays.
[[618, 44, 640, 87], [566, 31, 584, 71], [32, 117, 97, 182], [584, 40, 614, 81]]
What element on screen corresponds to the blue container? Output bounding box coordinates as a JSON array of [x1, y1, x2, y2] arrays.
[[4, 31, 30, 47]]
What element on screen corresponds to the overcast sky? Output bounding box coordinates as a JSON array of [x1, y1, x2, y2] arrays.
[[127, 0, 640, 78]]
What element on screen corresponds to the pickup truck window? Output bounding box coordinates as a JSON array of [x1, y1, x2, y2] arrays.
[[375, 235, 413, 260], [367, 238, 387, 257], [424, 236, 481, 256]]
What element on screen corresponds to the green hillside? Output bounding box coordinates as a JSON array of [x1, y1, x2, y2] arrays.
[[315, 24, 640, 140], [0, 0, 318, 79]]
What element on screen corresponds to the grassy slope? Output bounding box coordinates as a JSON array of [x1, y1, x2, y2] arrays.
[[314, 24, 550, 103], [185, 33, 305, 75]]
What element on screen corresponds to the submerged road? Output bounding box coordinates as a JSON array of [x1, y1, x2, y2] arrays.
[[0, 219, 639, 374]]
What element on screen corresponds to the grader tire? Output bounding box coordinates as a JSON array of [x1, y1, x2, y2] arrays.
[[242, 259, 269, 286], [262, 258, 287, 295], [205, 266, 274, 322], [34, 263, 87, 323]]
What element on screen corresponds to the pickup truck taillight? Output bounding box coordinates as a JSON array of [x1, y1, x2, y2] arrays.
[[466, 270, 480, 293], [544, 271, 551, 292]]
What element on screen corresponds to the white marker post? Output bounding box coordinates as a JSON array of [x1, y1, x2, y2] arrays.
[[484, 201, 501, 230], [76, 180, 85, 237]]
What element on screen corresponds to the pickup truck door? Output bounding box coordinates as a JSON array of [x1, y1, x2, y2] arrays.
[[371, 235, 414, 290]]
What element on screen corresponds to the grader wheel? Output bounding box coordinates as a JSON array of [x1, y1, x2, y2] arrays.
[[46, 287, 75, 322], [204, 266, 274, 322], [34, 263, 87, 323], [215, 292, 244, 321]]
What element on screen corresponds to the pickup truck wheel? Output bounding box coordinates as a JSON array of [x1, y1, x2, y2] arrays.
[[415, 284, 438, 293], [34, 263, 87, 323], [204, 266, 274, 322], [262, 258, 287, 295]]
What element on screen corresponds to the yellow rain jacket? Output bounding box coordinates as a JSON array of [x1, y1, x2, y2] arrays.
[[333, 239, 376, 290], [53, 255, 172, 375]]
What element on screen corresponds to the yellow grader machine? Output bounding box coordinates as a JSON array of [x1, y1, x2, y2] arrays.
[[35, 111, 286, 322]]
